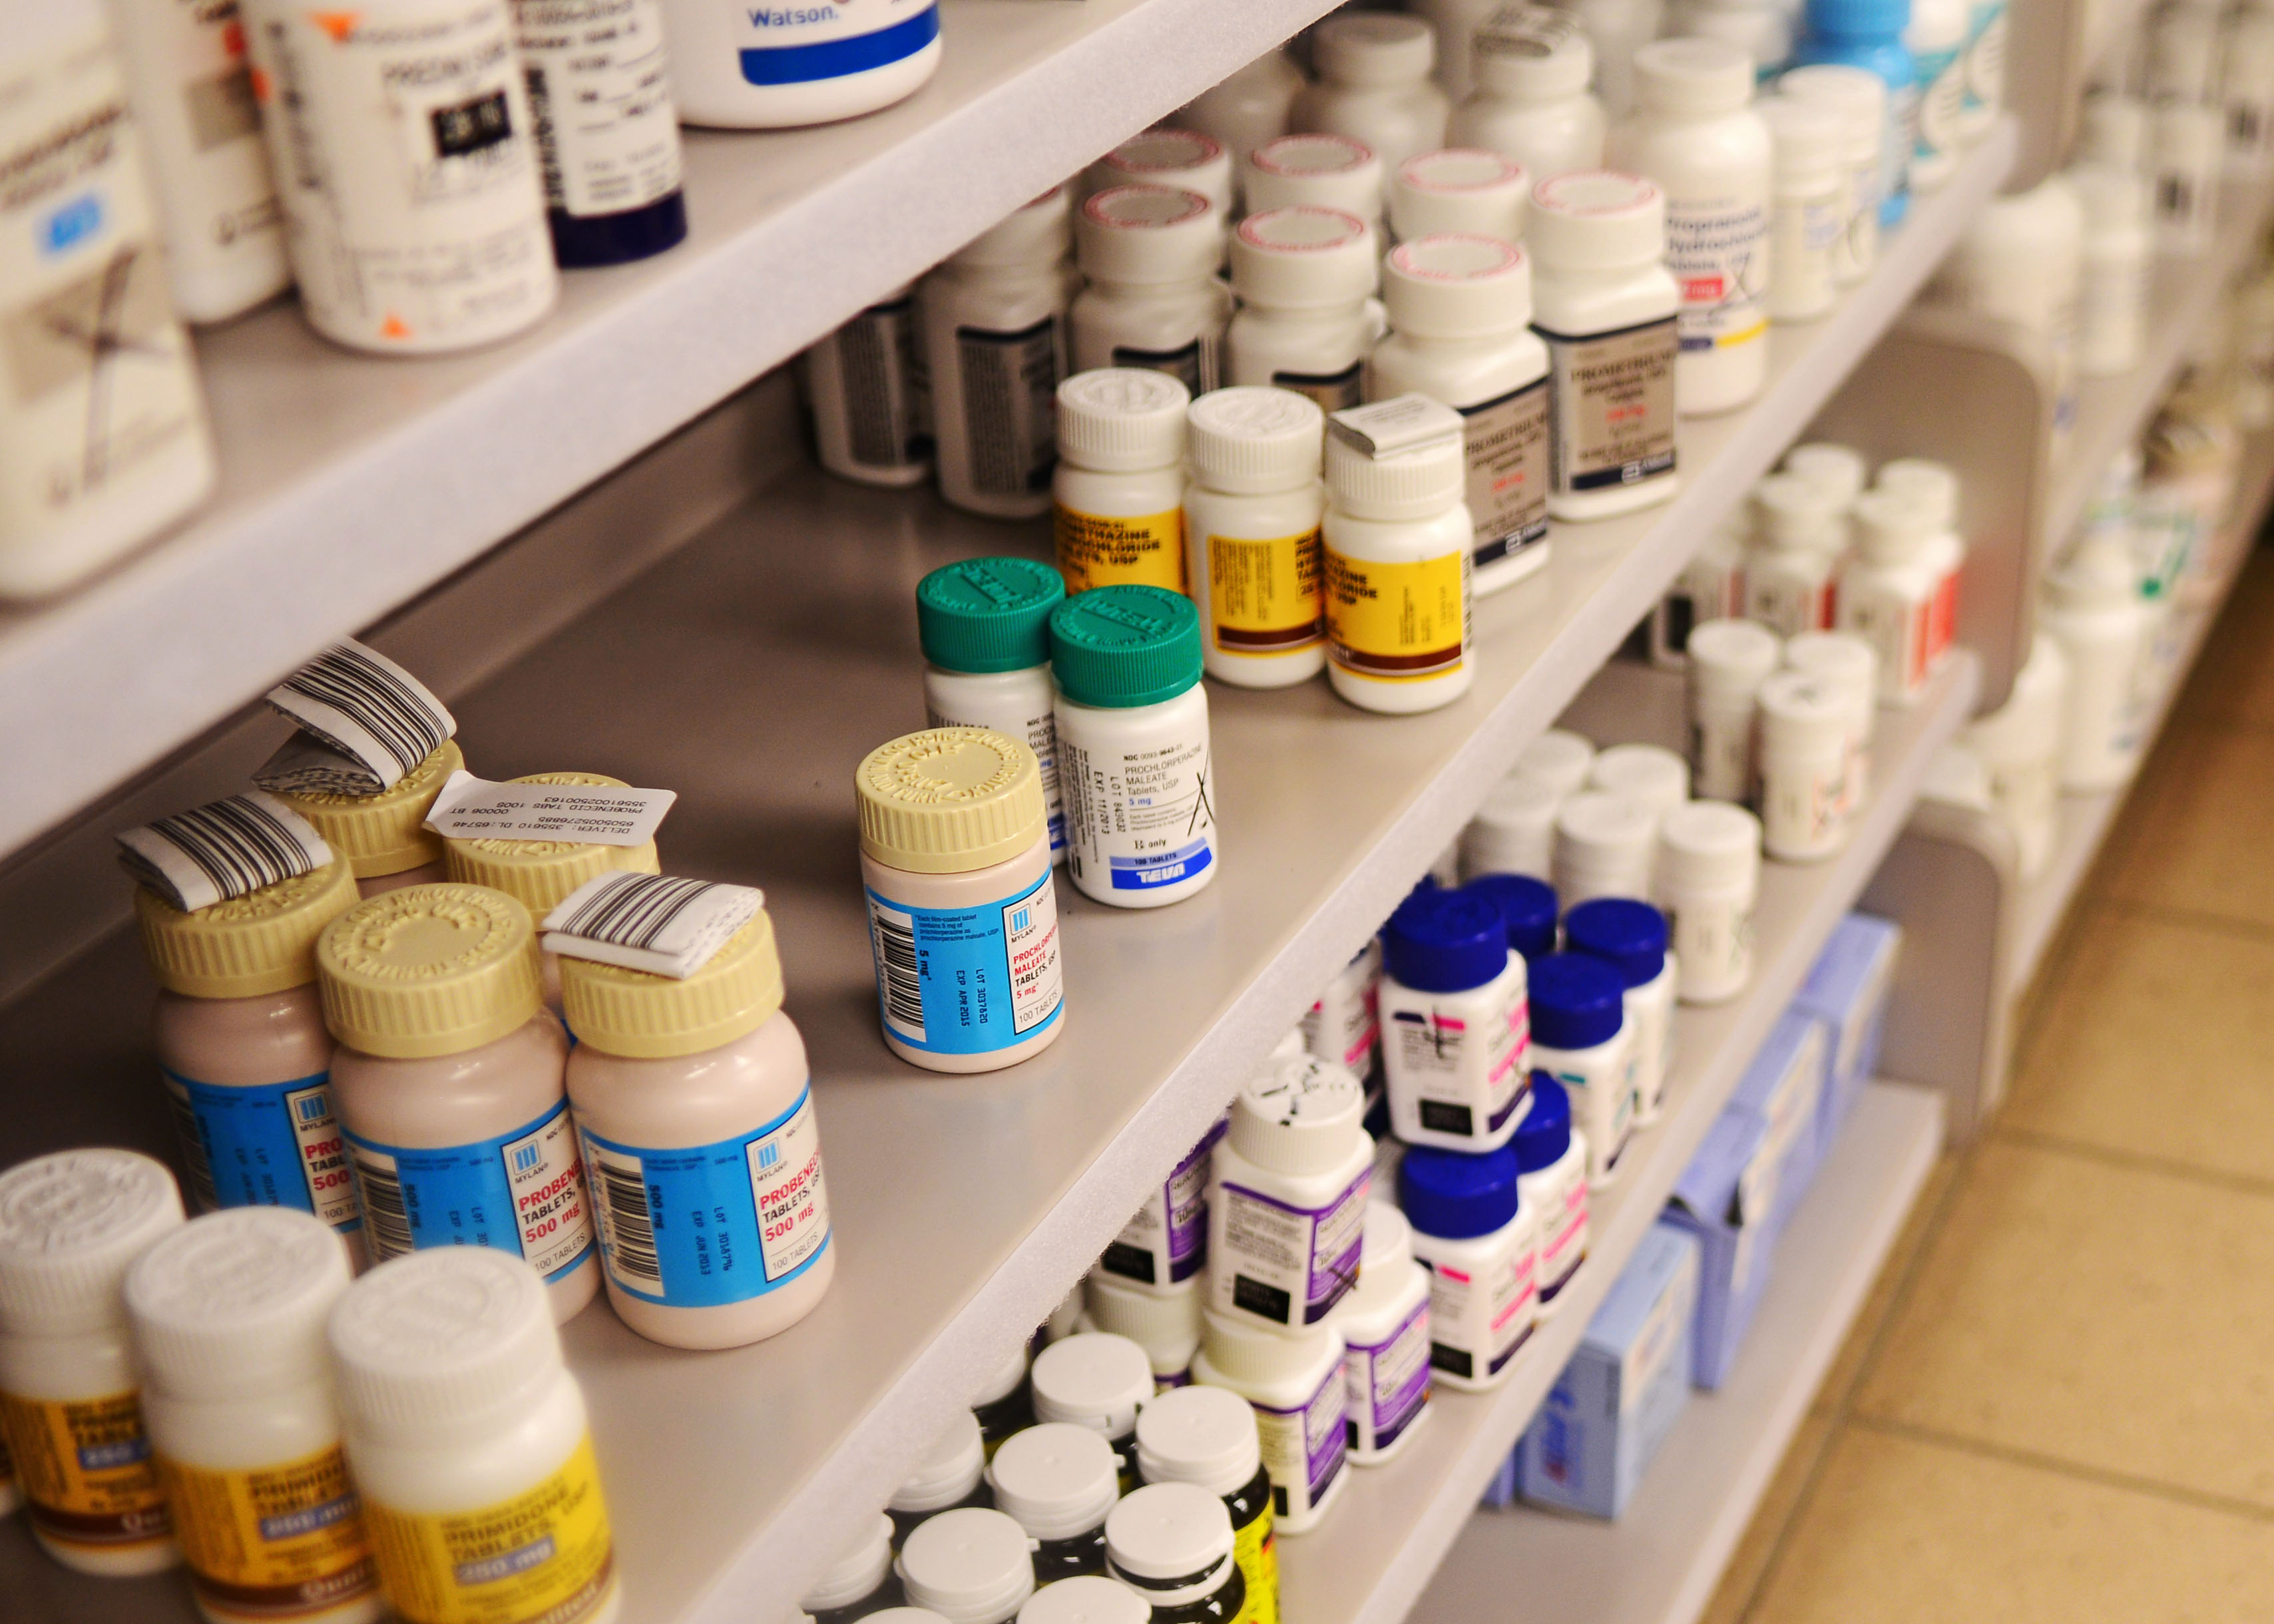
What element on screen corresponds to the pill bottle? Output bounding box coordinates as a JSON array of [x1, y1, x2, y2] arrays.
[[660, 0, 936, 128], [987, 1423, 1118, 1581], [0, 1149, 184, 1575], [1188, 1313, 1347, 1535], [891, 1413, 995, 1546], [1049, 586, 1217, 908], [109, 0, 291, 322], [1873, 458, 1964, 661], [1655, 800, 1761, 1002], [1030, 1332, 1154, 1494], [1510, 1078, 1590, 1312], [1450, 7, 1607, 183], [1081, 1274, 1201, 1391], [1020, 1577, 1147, 1624], [1464, 874, 1561, 962], [1368, 236, 1554, 596], [1744, 474, 1842, 637], [1107, 1482, 1250, 1622], [1933, 176, 2081, 433], [1776, 65, 1885, 284], [1785, 630, 1877, 814], [1206, 1053, 1373, 1334], [895, 1506, 1035, 1624], [1242, 135, 1387, 243], [274, 743, 466, 897], [1397, 1141, 1538, 1388], [1303, 939, 1383, 1081], [1387, 150, 1531, 242], [515, 0, 686, 265], [1295, 13, 1452, 179], [1652, 516, 1749, 666], [1836, 493, 1938, 702], [1563, 898, 1676, 1123], [2225, 7, 2274, 171], [1962, 637, 2065, 877], [0, 0, 217, 601], [805, 289, 932, 489], [1184, 386, 1328, 690], [1461, 772, 1562, 879], [923, 190, 1072, 521], [974, 1346, 1036, 1459], [1320, 395, 1476, 713], [1228, 208, 1379, 415], [1071, 190, 1233, 396], [1759, 95, 1846, 323], [239, 0, 556, 354], [2039, 536, 2147, 791], [124, 1208, 378, 1624], [1528, 172, 1682, 520], [1183, 49, 1305, 196], [1903, 0, 1966, 192], [1666, 0, 1791, 77], [1132, 1387, 1276, 1624], [1054, 370, 1192, 596], [1756, 670, 1850, 860], [1093, 130, 1236, 220], [2076, 89, 2146, 170], [805, 1516, 904, 1624], [1528, 954, 1634, 1185], [2147, 3, 2219, 103], [1588, 743, 1691, 820], [1683, 601, 1780, 798], [856, 727, 1067, 1068], [1518, 728, 1598, 795], [2070, 164, 2150, 379], [2152, 101, 2222, 256], [1790, 0, 1915, 226], [1558, 0, 1661, 120], [1552, 791, 1658, 906], [1784, 441, 1868, 521], [919, 558, 1068, 863], [1100, 1125, 1219, 1294], [1333, 1203, 1431, 1463], [1379, 885, 1531, 1151], [1608, 39, 1773, 415]]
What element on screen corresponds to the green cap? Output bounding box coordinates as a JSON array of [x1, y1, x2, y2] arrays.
[[917, 556, 1066, 674], [1047, 586, 1204, 709]]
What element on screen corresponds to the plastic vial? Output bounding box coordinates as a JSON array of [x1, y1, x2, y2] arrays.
[[1242, 135, 1387, 242], [1305, 939, 1384, 1082], [0, 1149, 184, 1575], [1091, 130, 1236, 225], [240, 0, 557, 353], [805, 1516, 903, 1624], [1511, 1078, 1591, 1313], [1206, 1053, 1373, 1334], [1053, 369, 1192, 596], [1527, 954, 1635, 1185], [1564, 897, 1677, 1123], [1369, 236, 1554, 596], [1588, 743, 1692, 820], [1098, 1127, 1218, 1293], [1686, 617, 1781, 801], [1295, 13, 1452, 180], [1030, 1333, 1154, 1494], [1184, 50, 1306, 199], [1528, 172, 1682, 520], [1411, 0, 1504, 100], [1609, 39, 1773, 415], [1745, 473, 1842, 637], [918, 558, 1068, 863], [1839, 490, 1942, 700], [124, 1208, 379, 1624], [1132, 1387, 1277, 1624], [515, 0, 686, 265], [805, 288, 932, 488], [1228, 207, 1379, 414], [1450, 7, 1608, 184], [973, 1346, 1036, 1459], [1905, 0, 1967, 191], [1962, 638, 2066, 877], [1666, 0, 1792, 79], [987, 1424, 1118, 1581], [1082, 1272, 1202, 1389], [1875, 457, 1964, 662], [2039, 536, 2148, 791], [273, 741, 465, 897], [1654, 800, 1761, 1002], [1756, 670, 1851, 859], [895, 1508, 1035, 1624], [855, 727, 1067, 1069], [660, 0, 936, 128], [1336, 1204, 1433, 1463], [1785, 630, 1877, 815], [1379, 885, 1532, 1151], [1789, 0, 1915, 227], [1760, 95, 1847, 322], [1461, 772, 1562, 879], [2152, 101, 2223, 256], [1518, 729, 1599, 795], [1465, 873, 1562, 962], [922, 190, 1072, 521], [890, 1413, 995, 1546], [1050, 586, 1218, 907], [2071, 164, 2151, 379], [561, 910, 834, 1349], [1777, 65, 1886, 284], [1388, 149, 1532, 242], [1183, 385, 1329, 690], [1321, 395, 1477, 713], [1653, 517, 1749, 666], [1189, 1313, 1348, 1536], [1397, 1143, 1540, 1389], [1552, 791, 1659, 907], [1071, 189, 1233, 395]]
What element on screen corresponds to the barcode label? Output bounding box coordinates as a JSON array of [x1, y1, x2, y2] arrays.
[[588, 1144, 664, 1293], [424, 771, 676, 847], [866, 897, 925, 1040], [117, 792, 332, 913], [162, 1075, 220, 1212], [263, 639, 454, 793], [349, 1145, 414, 1262], [542, 872, 762, 978]]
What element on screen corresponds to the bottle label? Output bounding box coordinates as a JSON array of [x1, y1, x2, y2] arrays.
[[1112, 336, 1216, 396], [0, 1390, 170, 1553], [1423, 1239, 1538, 1378], [1385, 984, 1530, 1141], [955, 316, 1059, 497], [734, 0, 938, 87], [156, 1444, 377, 1616], [363, 1435, 614, 1624], [1665, 196, 1769, 355], [864, 869, 1064, 1054], [1770, 189, 1842, 318], [1547, 1060, 1634, 1177], [1205, 528, 1324, 658], [1540, 317, 1678, 494], [1345, 1295, 1431, 1452], [1534, 1167, 1589, 1300], [1322, 546, 1471, 684], [345, 1102, 595, 1281], [1962, 0, 2005, 118], [1102, 1131, 1215, 1286], [1250, 1361, 1347, 1518], [517, 0, 680, 219], [1269, 360, 1363, 415], [1230, 1498, 1278, 1624], [1214, 1167, 1369, 1327], [1055, 505, 1186, 594], [1059, 729, 1216, 895], [1458, 377, 1552, 572], [579, 1088, 831, 1307], [1301, 948, 1379, 1076], [162, 1068, 363, 1235], [1915, 45, 1965, 166], [925, 700, 1062, 855], [829, 295, 933, 469]]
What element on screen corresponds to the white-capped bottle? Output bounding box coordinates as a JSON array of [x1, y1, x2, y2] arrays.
[[1962, 637, 2066, 877], [1090, 130, 1236, 225], [1242, 134, 1387, 243], [1295, 12, 1452, 179], [1082, 1272, 1202, 1391], [1654, 800, 1761, 1002], [1777, 64, 1885, 284], [2038, 535, 2147, 791], [1183, 385, 1329, 689], [1686, 616, 1781, 801], [1206, 1054, 1373, 1334], [1588, 742, 1691, 819], [1462, 770, 1562, 879], [1451, 7, 1608, 181], [897, 1508, 1034, 1624], [1759, 95, 1846, 323], [1785, 630, 1877, 815], [1052, 369, 1191, 596], [1228, 207, 1379, 414], [1933, 175, 2081, 433], [1756, 670, 1851, 859], [1874, 457, 1964, 664], [1553, 790, 1658, 905], [1072, 188, 1233, 396], [1030, 1332, 1155, 1492], [1387, 148, 1532, 242], [1182, 49, 1305, 198], [1132, 1386, 1277, 1624], [803, 1517, 901, 1624], [1335, 1204, 1432, 1462], [1666, 0, 1791, 79], [806, 288, 932, 488], [1744, 473, 1842, 636], [989, 1423, 1118, 1581], [890, 1413, 993, 1543], [1783, 440, 1868, 513], [1189, 1313, 1348, 1535], [1839, 490, 1942, 700], [2071, 163, 2150, 379]]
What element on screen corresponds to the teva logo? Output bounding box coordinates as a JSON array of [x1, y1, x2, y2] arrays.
[[756, 1141, 780, 1171], [513, 1144, 543, 1173]]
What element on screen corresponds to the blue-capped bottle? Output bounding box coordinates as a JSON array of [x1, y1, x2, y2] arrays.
[[1527, 952, 1634, 1186], [1791, 0, 1917, 225], [1398, 1141, 1540, 1388], [1512, 1076, 1590, 1312], [1564, 897, 1677, 1123], [1461, 873, 1561, 963], [1379, 885, 1532, 1151]]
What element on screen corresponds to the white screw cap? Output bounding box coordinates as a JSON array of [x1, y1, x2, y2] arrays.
[[0, 1149, 183, 1338], [124, 1206, 349, 1401], [1528, 171, 1666, 270], [953, 188, 1072, 269], [1090, 128, 1234, 220], [327, 1245, 561, 1446], [1313, 12, 1437, 87], [1514, 728, 1597, 794], [1656, 800, 1763, 891], [1228, 1052, 1367, 1175], [1030, 1331, 1154, 1436], [1076, 185, 1221, 286], [1473, 5, 1595, 99], [1231, 206, 1377, 309], [1056, 369, 1190, 472], [1186, 386, 1325, 494], [1588, 743, 1690, 816], [893, 1409, 988, 1513], [897, 1508, 1036, 1624], [1383, 234, 1532, 337], [1132, 1384, 1261, 1496], [987, 1422, 1120, 1541], [1632, 36, 1755, 114], [1390, 149, 1530, 243]]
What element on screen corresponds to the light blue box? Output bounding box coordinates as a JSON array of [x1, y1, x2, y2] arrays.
[[1791, 914, 1903, 1163], [1729, 1010, 1825, 1232], [1662, 1108, 1781, 1390], [1514, 1223, 1699, 1518]]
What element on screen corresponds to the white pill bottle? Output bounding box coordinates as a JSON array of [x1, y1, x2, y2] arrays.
[[1686, 616, 1781, 802], [1397, 1142, 1540, 1390], [1654, 800, 1761, 1003], [1335, 1203, 1432, 1464], [1295, 13, 1452, 178], [1450, 6, 1608, 182], [1227, 207, 1381, 415], [1183, 385, 1331, 690], [917, 556, 1068, 862], [1071, 188, 1232, 397], [1206, 1054, 1373, 1336], [1377, 883, 1532, 1152], [662, 0, 939, 128]]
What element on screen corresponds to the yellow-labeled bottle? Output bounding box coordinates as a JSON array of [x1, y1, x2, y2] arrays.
[[1053, 369, 1192, 596], [1184, 386, 1328, 690]]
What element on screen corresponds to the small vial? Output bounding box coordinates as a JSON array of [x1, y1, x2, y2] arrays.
[[804, 1516, 903, 1624], [1745, 474, 1843, 638], [1098, 1125, 1219, 1293], [1653, 518, 1748, 666], [1303, 939, 1384, 1080], [1241, 134, 1387, 242], [1760, 95, 1847, 324], [1461, 772, 1561, 881], [1563, 898, 1678, 1125], [1182, 51, 1306, 200], [890, 1413, 994, 1546], [1081, 1272, 1202, 1390], [1511, 1078, 1590, 1313], [515, 0, 687, 266], [1294, 13, 1451, 179], [1205, 1054, 1373, 1334], [1838, 492, 1940, 702], [1785, 631, 1877, 814], [1387, 150, 1531, 243], [1030, 1333, 1155, 1494], [1228, 208, 1379, 415], [918, 558, 1068, 862], [1777, 65, 1886, 284], [1021, 1578, 1148, 1624], [973, 1346, 1035, 1459], [1588, 743, 1690, 821], [1092, 129, 1236, 223], [1450, 7, 1607, 182], [1654, 801, 1762, 1003], [1527, 954, 1636, 1185], [125, 1208, 379, 1624], [987, 1423, 1118, 1581], [1053, 368, 1192, 595], [1133, 1387, 1277, 1624], [896, 1507, 1034, 1624], [1398, 1143, 1539, 1390], [805, 288, 932, 489], [1182, 386, 1329, 690], [1335, 1204, 1433, 1462], [1189, 1312, 1349, 1535], [1906, 0, 1968, 191], [0, 1150, 184, 1575], [1757, 670, 1851, 860], [1789, 0, 1915, 227], [1552, 791, 1658, 907], [272, 741, 466, 897], [1465, 873, 1561, 962], [1071, 188, 1232, 395], [1516, 729, 1597, 795], [1378, 885, 1532, 1153]]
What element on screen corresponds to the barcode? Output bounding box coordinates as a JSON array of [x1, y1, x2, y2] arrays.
[[118, 792, 328, 910], [869, 901, 925, 1038], [554, 873, 714, 950], [351, 1150, 414, 1261], [269, 639, 453, 787], [592, 1151, 662, 1290], [163, 1082, 220, 1212]]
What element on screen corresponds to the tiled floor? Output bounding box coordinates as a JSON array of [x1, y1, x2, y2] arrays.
[[1696, 543, 2274, 1624]]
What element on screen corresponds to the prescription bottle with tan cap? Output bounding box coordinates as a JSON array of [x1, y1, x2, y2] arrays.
[[857, 728, 1066, 1074], [562, 909, 834, 1348], [138, 861, 365, 1249], [273, 740, 465, 898], [319, 885, 598, 1321]]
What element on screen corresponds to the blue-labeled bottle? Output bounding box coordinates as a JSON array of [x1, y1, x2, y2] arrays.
[[515, 0, 691, 266], [1791, 0, 1918, 225]]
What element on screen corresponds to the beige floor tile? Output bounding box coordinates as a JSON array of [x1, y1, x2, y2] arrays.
[[2178, 548, 2274, 733], [1810, 1151, 1962, 1415], [1854, 1140, 2274, 1508], [2104, 723, 2274, 929], [1748, 1426, 2274, 1624], [1694, 1413, 1837, 1624]]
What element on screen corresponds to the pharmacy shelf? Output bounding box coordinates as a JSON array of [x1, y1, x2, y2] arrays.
[[0, 0, 1341, 861], [1407, 1081, 1944, 1624], [1275, 659, 1976, 1624]]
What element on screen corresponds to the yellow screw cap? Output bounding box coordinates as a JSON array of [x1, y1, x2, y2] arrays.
[[856, 728, 1046, 875], [559, 913, 788, 1060], [316, 885, 542, 1059], [272, 739, 463, 879], [134, 861, 361, 998], [441, 771, 662, 915]]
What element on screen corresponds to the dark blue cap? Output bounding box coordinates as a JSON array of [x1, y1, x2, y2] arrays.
[[1398, 1143, 1522, 1239], [1564, 899, 1668, 988], [1805, 0, 1909, 39], [1511, 1074, 1572, 1173], [1529, 954, 1626, 1050], [1464, 875, 1559, 962], [1383, 887, 1509, 994]]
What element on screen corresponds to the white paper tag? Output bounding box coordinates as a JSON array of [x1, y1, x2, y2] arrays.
[[261, 639, 455, 793], [1328, 393, 1465, 458], [542, 873, 764, 979], [118, 792, 334, 913], [423, 771, 676, 846]]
